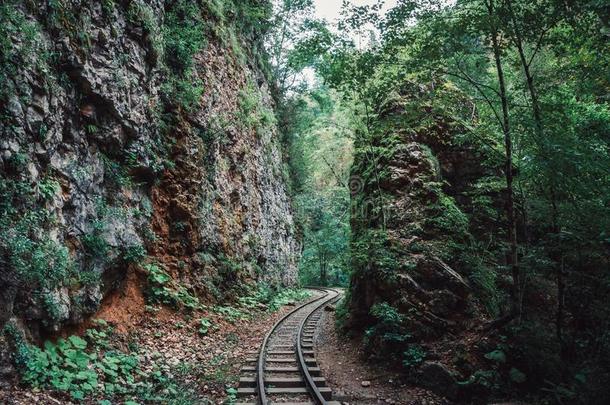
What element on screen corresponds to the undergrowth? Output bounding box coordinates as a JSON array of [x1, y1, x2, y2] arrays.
[[215, 283, 311, 323], [363, 302, 427, 371], [144, 263, 202, 311], [4, 319, 214, 403]]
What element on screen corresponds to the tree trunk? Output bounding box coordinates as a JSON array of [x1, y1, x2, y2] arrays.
[[506, 0, 566, 339], [320, 261, 327, 286], [487, 0, 521, 317], [551, 188, 568, 357]]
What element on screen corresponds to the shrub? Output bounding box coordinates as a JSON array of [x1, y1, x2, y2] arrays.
[[369, 302, 404, 336], [464, 249, 502, 317], [351, 230, 401, 279], [237, 283, 311, 312], [81, 220, 109, 260], [122, 244, 146, 264], [0, 1, 47, 101], [101, 0, 115, 17], [161, 0, 207, 111], [237, 81, 277, 133], [37, 178, 60, 201], [14, 321, 179, 401], [213, 305, 248, 323], [198, 318, 212, 335], [163, 1, 206, 73], [101, 154, 133, 189], [21, 336, 97, 400], [4, 223, 74, 289], [364, 302, 412, 359], [1, 179, 75, 296], [127, 0, 157, 34], [144, 263, 201, 310], [19, 328, 141, 401], [160, 75, 204, 112], [425, 193, 469, 236], [403, 344, 426, 369]]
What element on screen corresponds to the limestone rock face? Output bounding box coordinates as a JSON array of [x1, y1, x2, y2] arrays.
[[0, 1, 299, 338]]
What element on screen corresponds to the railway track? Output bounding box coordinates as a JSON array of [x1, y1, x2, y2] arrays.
[[236, 288, 342, 405]]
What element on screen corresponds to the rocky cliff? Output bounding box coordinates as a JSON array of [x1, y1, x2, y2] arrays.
[[0, 0, 299, 340], [346, 80, 506, 397]]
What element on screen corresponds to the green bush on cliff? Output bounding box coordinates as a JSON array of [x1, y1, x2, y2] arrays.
[[351, 230, 400, 279], [403, 344, 426, 369], [0, 212, 74, 290], [81, 220, 110, 260], [362, 302, 428, 371], [0, 1, 47, 102], [127, 0, 157, 34], [426, 193, 469, 235], [161, 75, 205, 112], [144, 263, 201, 310], [237, 80, 277, 134], [1, 179, 77, 322], [122, 243, 147, 264], [463, 247, 503, 317], [161, 0, 207, 111], [163, 1, 206, 73]]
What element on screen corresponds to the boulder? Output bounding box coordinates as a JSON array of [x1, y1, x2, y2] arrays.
[[415, 361, 459, 399]]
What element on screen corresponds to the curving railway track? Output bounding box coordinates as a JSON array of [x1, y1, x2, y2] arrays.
[[236, 288, 342, 405]]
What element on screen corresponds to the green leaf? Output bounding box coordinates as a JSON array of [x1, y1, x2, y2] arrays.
[[484, 349, 506, 363], [71, 390, 85, 400], [68, 335, 88, 350], [509, 367, 526, 383], [75, 370, 97, 381]]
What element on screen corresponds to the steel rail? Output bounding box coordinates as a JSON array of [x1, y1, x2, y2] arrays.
[[256, 287, 329, 405], [296, 288, 341, 405]]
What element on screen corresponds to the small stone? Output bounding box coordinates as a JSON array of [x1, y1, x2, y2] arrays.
[[361, 380, 371, 387]]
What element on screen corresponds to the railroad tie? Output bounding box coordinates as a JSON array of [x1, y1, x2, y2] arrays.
[[235, 288, 342, 404]]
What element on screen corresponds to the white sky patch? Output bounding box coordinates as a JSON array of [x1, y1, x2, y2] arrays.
[[313, 0, 399, 23], [313, 0, 400, 50], [302, 0, 398, 86]]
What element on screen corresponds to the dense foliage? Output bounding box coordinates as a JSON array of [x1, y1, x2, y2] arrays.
[[285, 88, 353, 286], [283, 0, 610, 402]]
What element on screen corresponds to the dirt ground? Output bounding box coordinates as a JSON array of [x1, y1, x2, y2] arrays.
[[0, 299, 303, 405], [315, 303, 451, 405]]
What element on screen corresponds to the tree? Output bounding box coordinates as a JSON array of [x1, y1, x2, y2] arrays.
[[266, 0, 333, 96]]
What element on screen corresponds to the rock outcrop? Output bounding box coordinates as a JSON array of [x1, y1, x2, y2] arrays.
[[0, 1, 299, 339], [347, 80, 505, 394]]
